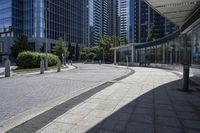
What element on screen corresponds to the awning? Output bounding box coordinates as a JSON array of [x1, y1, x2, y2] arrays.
[[144, 0, 200, 27]]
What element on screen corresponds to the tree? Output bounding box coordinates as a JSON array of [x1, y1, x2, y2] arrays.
[[146, 26, 156, 42], [98, 35, 120, 63], [11, 34, 34, 58], [53, 38, 69, 61]]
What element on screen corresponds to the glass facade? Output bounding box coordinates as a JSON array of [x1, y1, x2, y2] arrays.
[[116, 29, 200, 67], [0, 0, 12, 33], [191, 25, 200, 65]]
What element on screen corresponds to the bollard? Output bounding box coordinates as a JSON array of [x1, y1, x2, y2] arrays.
[[99, 60, 101, 65], [40, 58, 45, 74], [57, 59, 61, 72], [5, 58, 11, 77], [126, 56, 129, 67], [71, 60, 73, 65]]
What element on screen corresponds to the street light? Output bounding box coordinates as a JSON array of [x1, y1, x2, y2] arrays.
[[45, 6, 49, 70]]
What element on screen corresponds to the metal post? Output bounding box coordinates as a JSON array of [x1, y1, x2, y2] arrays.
[[5, 58, 10, 77], [114, 49, 117, 65], [103, 48, 105, 63], [45, 6, 48, 70], [40, 58, 45, 74], [126, 56, 129, 67]]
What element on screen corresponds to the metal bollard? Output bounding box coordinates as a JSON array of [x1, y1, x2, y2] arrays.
[[40, 58, 45, 74], [99, 60, 101, 65], [71, 60, 73, 65], [5, 58, 11, 77], [57, 59, 61, 72]]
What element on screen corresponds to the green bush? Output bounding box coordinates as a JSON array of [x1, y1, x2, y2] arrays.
[[17, 51, 58, 68]]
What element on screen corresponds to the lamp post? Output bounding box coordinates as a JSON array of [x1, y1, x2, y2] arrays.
[[45, 5, 49, 71]]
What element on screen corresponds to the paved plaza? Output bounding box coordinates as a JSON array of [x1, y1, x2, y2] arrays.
[[0, 64, 130, 131], [35, 67, 200, 133], [4, 66, 199, 133]]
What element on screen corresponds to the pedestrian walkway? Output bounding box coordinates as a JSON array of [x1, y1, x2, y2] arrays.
[[34, 67, 200, 133]]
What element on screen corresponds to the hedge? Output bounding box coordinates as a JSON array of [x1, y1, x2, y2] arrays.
[[17, 51, 59, 68]]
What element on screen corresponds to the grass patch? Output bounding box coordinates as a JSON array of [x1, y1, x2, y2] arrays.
[[13, 66, 64, 73]]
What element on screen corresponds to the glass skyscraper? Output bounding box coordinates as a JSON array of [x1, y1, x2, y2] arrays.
[[119, 0, 135, 44], [119, 0, 177, 44], [0, 0, 86, 55], [85, 0, 119, 45]]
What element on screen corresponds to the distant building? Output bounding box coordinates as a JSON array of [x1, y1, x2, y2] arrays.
[[85, 0, 119, 45]]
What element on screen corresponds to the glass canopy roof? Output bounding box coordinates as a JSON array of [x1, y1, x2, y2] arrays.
[[144, 0, 200, 27]]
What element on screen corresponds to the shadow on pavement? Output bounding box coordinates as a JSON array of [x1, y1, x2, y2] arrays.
[[87, 78, 200, 133]]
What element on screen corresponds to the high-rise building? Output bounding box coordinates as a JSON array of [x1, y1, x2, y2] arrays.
[[108, 0, 120, 37], [0, 0, 86, 55], [136, 0, 177, 43], [85, 0, 119, 45], [119, 0, 176, 44], [119, 0, 135, 44]]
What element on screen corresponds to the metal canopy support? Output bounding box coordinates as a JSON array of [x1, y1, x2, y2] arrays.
[[144, 0, 200, 27]]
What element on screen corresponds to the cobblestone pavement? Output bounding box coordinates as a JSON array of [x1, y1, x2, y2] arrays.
[[36, 67, 200, 133], [0, 64, 130, 124]]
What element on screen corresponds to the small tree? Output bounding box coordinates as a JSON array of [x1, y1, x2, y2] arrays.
[[53, 38, 69, 61], [11, 34, 34, 58]]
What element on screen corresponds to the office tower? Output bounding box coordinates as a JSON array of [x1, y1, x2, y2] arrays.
[[85, 0, 119, 45], [0, 0, 86, 55], [108, 0, 120, 37], [119, 0, 135, 44], [136, 0, 176, 43], [119, 0, 176, 44]]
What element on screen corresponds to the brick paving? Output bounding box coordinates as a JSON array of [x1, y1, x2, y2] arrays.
[[35, 67, 200, 133], [0, 64, 130, 128]]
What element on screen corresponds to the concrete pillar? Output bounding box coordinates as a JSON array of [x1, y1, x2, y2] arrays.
[[40, 58, 45, 74], [5, 58, 11, 77], [162, 44, 165, 64], [114, 49, 117, 65]]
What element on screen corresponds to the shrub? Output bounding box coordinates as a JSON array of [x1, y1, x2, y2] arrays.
[[17, 51, 58, 68]]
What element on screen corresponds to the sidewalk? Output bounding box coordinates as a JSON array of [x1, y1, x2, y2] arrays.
[[8, 67, 200, 133]]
